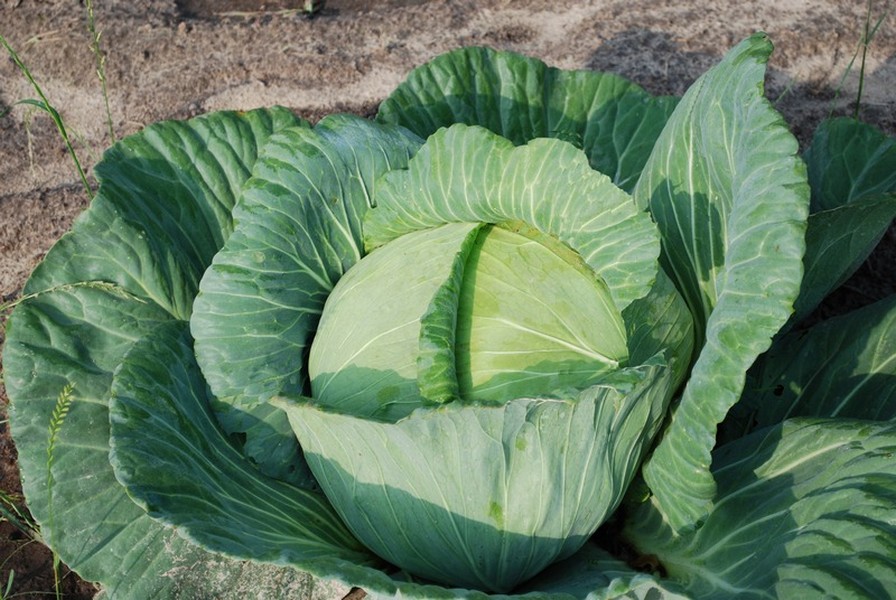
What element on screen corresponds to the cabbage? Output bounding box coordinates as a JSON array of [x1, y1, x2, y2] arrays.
[[4, 33, 896, 599], [273, 126, 687, 591]]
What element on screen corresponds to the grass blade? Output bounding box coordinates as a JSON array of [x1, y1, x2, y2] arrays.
[[85, 0, 115, 142], [0, 34, 93, 198]]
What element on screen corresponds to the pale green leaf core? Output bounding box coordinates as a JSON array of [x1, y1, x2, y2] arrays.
[[309, 220, 628, 421], [309, 222, 482, 421], [456, 223, 628, 403]]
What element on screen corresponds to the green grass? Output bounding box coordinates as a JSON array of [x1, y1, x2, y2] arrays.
[[853, 0, 890, 118], [0, 34, 94, 200], [0, 420, 59, 599], [0, 0, 115, 193], [44, 383, 75, 600], [0, 569, 14, 600], [830, 0, 890, 118], [85, 0, 115, 143], [0, 299, 75, 599], [0, 488, 41, 541]]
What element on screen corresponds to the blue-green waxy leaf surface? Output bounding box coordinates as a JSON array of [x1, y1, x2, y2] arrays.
[[3, 108, 333, 597], [631, 33, 810, 532], [790, 118, 896, 325], [108, 320, 374, 567], [377, 46, 678, 191], [625, 419, 896, 599], [803, 116, 896, 213], [276, 359, 672, 593], [727, 295, 896, 439], [191, 114, 421, 405]]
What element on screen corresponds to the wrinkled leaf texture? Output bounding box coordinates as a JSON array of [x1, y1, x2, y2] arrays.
[[5, 36, 896, 600], [3, 108, 345, 597]]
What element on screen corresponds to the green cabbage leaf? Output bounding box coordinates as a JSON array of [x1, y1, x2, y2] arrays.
[[4, 32, 896, 600]]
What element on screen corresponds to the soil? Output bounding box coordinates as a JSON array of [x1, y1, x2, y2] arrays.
[[0, 0, 894, 597]]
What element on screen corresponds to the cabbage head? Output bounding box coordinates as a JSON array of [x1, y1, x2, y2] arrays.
[[268, 123, 693, 591], [4, 33, 896, 599]]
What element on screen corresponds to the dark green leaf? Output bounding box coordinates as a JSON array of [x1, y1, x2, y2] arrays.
[[791, 194, 896, 325], [377, 47, 677, 192], [626, 419, 896, 599], [804, 117, 896, 212], [730, 295, 896, 439]]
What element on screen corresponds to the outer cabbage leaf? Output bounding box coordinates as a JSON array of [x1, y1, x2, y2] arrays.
[[275, 359, 672, 593], [631, 33, 809, 531], [623, 269, 694, 394], [803, 116, 896, 212], [354, 544, 692, 600], [22, 107, 305, 320], [207, 395, 318, 488], [625, 419, 896, 599], [189, 115, 421, 483], [192, 114, 421, 404], [377, 46, 678, 191], [518, 542, 690, 600], [790, 194, 896, 326], [789, 118, 896, 325], [109, 320, 375, 567], [2, 108, 331, 597], [724, 294, 896, 440]]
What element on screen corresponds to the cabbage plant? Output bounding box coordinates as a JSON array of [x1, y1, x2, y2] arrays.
[[4, 33, 896, 598]]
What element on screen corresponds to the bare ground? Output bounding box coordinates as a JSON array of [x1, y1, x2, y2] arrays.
[[1, 0, 894, 597]]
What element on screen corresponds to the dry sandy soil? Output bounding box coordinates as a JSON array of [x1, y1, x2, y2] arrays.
[[0, 0, 894, 597]]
